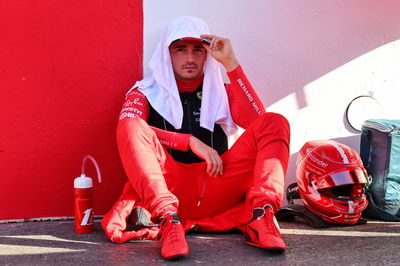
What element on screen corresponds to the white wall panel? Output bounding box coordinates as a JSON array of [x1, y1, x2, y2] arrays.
[[144, 0, 400, 196]]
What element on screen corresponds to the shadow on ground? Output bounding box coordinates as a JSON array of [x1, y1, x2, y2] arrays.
[[0, 218, 399, 265]]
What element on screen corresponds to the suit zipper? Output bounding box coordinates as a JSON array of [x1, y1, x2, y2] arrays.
[[197, 130, 214, 207], [163, 118, 172, 155], [184, 98, 193, 132]]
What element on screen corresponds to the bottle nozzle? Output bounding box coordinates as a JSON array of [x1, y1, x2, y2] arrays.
[[81, 155, 102, 184]]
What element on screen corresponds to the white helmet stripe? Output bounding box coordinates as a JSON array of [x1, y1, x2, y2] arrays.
[[331, 142, 349, 163], [348, 200, 355, 213]]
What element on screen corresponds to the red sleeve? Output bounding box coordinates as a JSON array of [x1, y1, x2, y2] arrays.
[[150, 126, 190, 151], [119, 90, 150, 121], [118, 89, 190, 151], [226, 65, 266, 129]]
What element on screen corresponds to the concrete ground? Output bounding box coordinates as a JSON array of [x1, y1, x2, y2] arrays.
[[0, 218, 399, 265]]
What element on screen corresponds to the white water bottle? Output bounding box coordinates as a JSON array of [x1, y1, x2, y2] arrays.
[[74, 155, 102, 233]]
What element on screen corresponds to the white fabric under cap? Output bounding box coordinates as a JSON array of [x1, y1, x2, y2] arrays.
[[126, 16, 237, 135]]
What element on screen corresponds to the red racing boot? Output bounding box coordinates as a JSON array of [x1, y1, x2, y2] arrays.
[[158, 212, 189, 259], [244, 204, 286, 252]]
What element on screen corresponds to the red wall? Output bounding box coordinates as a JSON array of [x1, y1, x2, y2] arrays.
[[0, 1, 143, 220]]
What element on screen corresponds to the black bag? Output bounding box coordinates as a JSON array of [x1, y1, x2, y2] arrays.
[[360, 119, 400, 221]]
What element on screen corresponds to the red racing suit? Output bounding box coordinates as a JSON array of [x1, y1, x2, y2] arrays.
[[102, 66, 290, 243]]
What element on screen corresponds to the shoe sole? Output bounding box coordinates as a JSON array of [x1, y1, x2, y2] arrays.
[[245, 240, 286, 253], [163, 252, 189, 260]]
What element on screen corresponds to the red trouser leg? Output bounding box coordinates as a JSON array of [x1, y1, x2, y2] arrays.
[[242, 112, 290, 211], [116, 118, 180, 219], [172, 112, 290, 224]]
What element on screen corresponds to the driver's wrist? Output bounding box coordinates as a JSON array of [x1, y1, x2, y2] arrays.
[[223, 58, 239, 72]]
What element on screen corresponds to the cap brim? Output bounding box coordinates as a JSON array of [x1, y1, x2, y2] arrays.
[[171, 37, 210, 45], [179, 37, 202, 42]]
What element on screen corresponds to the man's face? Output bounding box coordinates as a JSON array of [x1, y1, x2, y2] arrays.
[[169, 40, 207, 81]]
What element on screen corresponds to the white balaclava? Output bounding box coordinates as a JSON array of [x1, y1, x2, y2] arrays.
[[127, 16, 237, 135]]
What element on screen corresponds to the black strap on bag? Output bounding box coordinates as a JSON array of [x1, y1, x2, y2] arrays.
[[285, 183, 301, 204], [360, 128, 371, 167], [363, 191, 400, 222], [276, 204, 332, 228], [276, 183, 331, 228]]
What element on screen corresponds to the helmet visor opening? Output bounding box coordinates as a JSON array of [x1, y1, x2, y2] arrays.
[[316, 169, 368, 189], [319, 184, 365, 199]]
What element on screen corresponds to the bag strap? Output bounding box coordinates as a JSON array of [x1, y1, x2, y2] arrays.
[[363, 191, 400, 222], [360, 128, 371, 168], [281, 183, 330, 227], [277, 204, 332, 228], [286, 183, 301, 204]]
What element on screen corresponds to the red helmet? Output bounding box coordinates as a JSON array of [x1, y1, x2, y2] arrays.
[[296, 140, 368, 224]]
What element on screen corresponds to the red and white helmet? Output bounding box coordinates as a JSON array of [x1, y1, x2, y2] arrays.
[[296, 140, 368, 224]]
